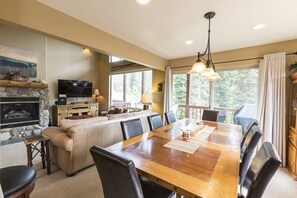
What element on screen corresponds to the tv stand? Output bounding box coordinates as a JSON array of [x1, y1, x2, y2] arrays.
[[52, 103, 98, 126]]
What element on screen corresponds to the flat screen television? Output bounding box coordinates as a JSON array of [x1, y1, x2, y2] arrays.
[[58, 79, 93, 97]]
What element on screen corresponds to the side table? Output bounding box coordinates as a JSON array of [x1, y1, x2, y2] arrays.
[[24, 134, 51, 175]]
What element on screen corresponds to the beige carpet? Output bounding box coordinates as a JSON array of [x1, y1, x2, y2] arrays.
[[1, 142, 297, 198]]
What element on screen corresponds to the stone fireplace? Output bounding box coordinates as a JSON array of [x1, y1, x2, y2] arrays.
[[0, 80, 49, 145], [0, 97, 40, 129]]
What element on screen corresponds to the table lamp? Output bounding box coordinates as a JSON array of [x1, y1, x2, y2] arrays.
[[93, 88, 100, 102], [141, 93, 152, 110]]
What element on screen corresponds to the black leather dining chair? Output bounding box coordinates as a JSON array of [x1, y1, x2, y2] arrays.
[[240, 120, 259, 148], [202, 109, 219, 122], [120, 118, 144, 140], [239, 142, 281, 198], [164, 111, 177, 124], [239, 125, 262, 186], [0, 165, 36, 198], [90, 145, 174, 198], [147, 114, 163, 130]]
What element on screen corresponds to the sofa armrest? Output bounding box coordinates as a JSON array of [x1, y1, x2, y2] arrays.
[[42, 127, 73, 151]]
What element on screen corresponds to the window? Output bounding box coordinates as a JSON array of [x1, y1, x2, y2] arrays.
[[109, 56, 124, 63], [172, 68, 258, 123], [111, 74, 124, 101], [214, 69, 258, 108], [110, 70, 152, 108], [172, 74, 209, 119], [214, 69, 258, 123]]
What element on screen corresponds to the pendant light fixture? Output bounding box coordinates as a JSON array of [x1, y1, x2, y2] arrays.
[[188, 11, 221, 81]]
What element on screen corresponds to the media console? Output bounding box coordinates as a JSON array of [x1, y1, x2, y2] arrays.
[[52, 103, 99, 126]]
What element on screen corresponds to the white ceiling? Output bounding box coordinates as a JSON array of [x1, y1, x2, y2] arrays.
[[38, 0, 297, 60]]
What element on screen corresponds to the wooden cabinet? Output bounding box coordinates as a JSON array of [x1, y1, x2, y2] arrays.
[[288, 74, 297, 180], [52, 103, 99, 126]]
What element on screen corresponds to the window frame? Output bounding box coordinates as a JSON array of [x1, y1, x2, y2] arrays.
[[109, 70, 152, 108], [171, 65, 259, 121]]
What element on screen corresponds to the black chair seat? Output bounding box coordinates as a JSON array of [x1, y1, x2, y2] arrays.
[[0, 165, 36, 197], [139, 176, 174, 198]]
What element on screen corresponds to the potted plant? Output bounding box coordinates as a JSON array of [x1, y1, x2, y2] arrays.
[[288, 62, 297, 81]]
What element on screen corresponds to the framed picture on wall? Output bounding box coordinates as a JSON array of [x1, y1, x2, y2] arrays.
[[0, 44, 37, 78], [158, 83, 163, 92]]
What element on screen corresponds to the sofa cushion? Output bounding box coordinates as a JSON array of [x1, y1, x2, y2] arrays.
[[60, 116, 108, 131], [107, 113, 133, 120], [131, 109, 152, 117], [42, 127, 73, 151]]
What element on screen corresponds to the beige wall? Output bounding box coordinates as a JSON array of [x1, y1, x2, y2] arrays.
[[152, 69, 165, 117], [0, 23, 46, 80], [0, 0, 167, 71], [169, 39, 297, 70], [46, 37, 100, 105], [95, 52, 111, 112], [0, 23, 100, 108]]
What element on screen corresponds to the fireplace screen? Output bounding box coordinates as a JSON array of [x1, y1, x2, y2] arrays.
[[0, 97, 40, 129]]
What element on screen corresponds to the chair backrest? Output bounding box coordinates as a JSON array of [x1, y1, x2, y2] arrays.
[[240, 142, 281, 198], [240, 125, 262, 185], [147, 114, 163, 130], [216, 109, 227, 123], [164, 111, 177, 124], [90, 146, 144, 198], [120, 118, 144, 140], [240, 120, 259, 148], [202, 109, 219, 122]]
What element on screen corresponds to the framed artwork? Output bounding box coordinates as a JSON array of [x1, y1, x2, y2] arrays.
[[0, 44, 37, 78], [158, 83, 163, 92]]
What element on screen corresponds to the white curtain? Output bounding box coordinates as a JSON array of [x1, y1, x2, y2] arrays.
[[163, 66, 172, 122], [256, 52, 286, 166]]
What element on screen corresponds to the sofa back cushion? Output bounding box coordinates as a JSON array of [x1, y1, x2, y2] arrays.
[[107, 113, 133, 120], [60, 116, 108, 131]]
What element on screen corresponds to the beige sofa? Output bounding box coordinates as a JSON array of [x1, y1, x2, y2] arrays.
[[42, 110, 155, 176]]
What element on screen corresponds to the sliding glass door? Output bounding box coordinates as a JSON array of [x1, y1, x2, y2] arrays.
[[172, 68, 258, 123]]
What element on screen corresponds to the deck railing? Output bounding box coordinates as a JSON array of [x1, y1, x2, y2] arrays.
[[177, 104, 237, 124]]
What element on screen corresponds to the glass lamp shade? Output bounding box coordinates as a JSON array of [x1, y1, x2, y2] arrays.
[[188, 61, 206, 74], [93, 88, 100, 96], [141, 93, 152, 104], [207, 72, 222, 81], [200, 67, 215, 78]]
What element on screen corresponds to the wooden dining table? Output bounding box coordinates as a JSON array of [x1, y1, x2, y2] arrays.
[[107, 118, 242, 198]]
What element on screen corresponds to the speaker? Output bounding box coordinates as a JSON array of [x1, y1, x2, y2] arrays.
[[58, 94, 67, 105]]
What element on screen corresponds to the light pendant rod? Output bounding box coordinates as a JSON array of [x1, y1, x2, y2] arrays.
[[189, 11, 221, 81]]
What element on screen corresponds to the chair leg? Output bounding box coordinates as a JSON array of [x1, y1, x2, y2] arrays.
[[9, 179, 36, 198]]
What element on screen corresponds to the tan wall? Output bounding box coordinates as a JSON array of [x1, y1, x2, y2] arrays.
[[152, 69, 165, 117], [169, 39, 297, 70], [0, 23, 100, 108], [95, 52, 111, 112], [46, 37, 100, 105], [0, 0, 167, 71], [0, 23, 46, 80]]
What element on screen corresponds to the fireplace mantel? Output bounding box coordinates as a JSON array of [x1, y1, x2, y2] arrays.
[[0, 80, 48, 88]]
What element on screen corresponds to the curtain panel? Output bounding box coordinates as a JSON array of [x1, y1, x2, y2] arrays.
[[163, 66, 172, 123], [256, 52, 286, 166]]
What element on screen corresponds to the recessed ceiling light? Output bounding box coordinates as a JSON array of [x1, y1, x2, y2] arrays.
[[185, 40, 193, 45], [253, 24, 266, 30], [136, 0, 150, 5]]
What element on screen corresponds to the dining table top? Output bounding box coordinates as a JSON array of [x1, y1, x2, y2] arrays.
[[107, 118, 242, 198]]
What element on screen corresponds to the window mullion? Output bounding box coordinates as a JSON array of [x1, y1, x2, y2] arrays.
[[209, 81, 214, 109], [123, 74, 126, 102], [185, 74, 190, 118]]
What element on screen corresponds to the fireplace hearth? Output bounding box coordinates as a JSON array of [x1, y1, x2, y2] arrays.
[[0, 97, 40, 129]]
